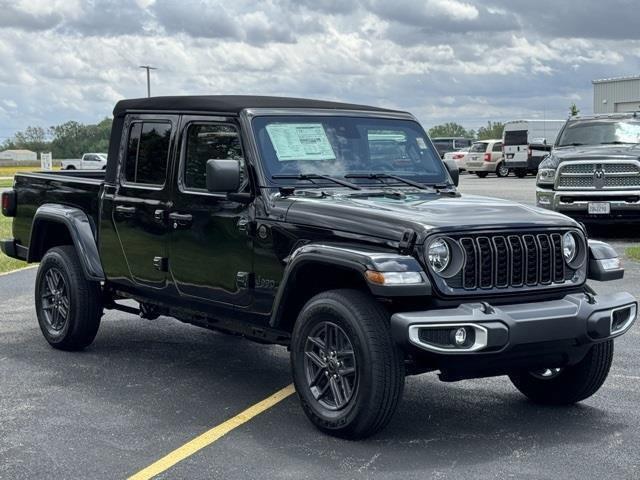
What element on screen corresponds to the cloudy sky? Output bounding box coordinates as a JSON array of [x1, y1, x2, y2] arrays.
[[0, 0, 638, 140]]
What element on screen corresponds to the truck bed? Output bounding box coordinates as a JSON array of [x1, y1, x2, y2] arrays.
[[11, 170, 105, 247]]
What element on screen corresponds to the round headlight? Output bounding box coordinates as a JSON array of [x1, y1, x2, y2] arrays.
[[562, 232, 577, 263], [428, 238, 450, 274]]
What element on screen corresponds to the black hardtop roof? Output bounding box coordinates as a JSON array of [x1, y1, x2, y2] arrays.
[[112, 95, 404, 117]]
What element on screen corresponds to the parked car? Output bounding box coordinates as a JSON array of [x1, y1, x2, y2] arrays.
[[464, 140, 508, 177], [1, 96, 636, 440], [61, 153, 108, 170], [432, 137, 472, 159], [443, 148, 469, 172], [536, 113, 640, 222], [503, 120, 565, 177]]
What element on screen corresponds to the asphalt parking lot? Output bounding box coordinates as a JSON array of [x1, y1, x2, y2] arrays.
[[1, 175, 639, 479]]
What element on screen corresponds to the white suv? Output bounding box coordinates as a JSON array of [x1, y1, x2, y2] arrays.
[[465, 140, 508, 178]]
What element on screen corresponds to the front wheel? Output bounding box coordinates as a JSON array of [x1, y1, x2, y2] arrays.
[[514, 168, 527, 178], [496, 162, 510, 177], [291, 289, 405, 439], [35, 246, 102, 350], [509, 340, 613, 405]]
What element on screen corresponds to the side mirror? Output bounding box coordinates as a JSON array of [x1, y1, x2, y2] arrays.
[[443, 159, 459, 187], [206, 159, 241, 193]]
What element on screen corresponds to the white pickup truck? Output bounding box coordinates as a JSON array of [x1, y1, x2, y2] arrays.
[[61, 153, 108, 170]]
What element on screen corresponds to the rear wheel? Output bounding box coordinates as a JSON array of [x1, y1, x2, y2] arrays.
[[291, 289, 404, 439], [515, 168, 527, 178], [496, 162, 509, 177], [476, 172, 488, 178], [509, 340, 613, 405], [35, 246, 102, 350]]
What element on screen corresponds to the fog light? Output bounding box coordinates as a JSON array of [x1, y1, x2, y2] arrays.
[[454, 327, 467, 346]]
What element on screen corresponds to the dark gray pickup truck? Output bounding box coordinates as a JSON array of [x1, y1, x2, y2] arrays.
[[1, 96, 637, 439]]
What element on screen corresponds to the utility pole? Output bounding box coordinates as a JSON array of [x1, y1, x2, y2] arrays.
[[139, 65, 157, 98]]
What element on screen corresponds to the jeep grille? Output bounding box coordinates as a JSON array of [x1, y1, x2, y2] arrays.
[[435, 230, 585, 295]]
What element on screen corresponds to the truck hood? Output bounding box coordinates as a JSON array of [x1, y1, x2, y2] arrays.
[[283, 190, 577, 243], [542, 144, 640, 168]]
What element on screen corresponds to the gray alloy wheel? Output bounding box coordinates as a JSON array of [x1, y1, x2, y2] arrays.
[[39, 267, 71, 335], [304, 321, 358, 411]]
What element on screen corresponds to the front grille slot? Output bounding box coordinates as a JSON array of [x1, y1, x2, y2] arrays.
[[453, 232, 568, 291]]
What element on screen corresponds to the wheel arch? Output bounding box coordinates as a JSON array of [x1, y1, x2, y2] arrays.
[[269, 244, 429, 332], [28, 204, 105, 281]]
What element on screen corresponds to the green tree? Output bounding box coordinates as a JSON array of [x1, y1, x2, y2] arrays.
[[476, 121, 504, 140], [428, 122, 470, 138], [49, 117, 112, 158], [10, 126, 50, 153], [569, 103, 580, 116]]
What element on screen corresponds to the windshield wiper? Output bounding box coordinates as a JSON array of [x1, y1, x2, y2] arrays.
[[561, 142, 584, 146], [600, 141, 634, 145], [344, 173, 427, 190], [272, 174, 361, 190]]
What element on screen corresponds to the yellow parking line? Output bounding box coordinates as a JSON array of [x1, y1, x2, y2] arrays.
[[128, 384, 296, 480]]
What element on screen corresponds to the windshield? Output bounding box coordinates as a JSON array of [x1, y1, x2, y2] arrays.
[[252, 116, 448, 187], [556, 119, 640, 147], [469, 142, 487, 153]]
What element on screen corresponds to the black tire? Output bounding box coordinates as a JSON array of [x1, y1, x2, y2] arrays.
[[35, 246, 102, 350], [496, 162, 509, 177], [66, 165, 76, 170], [509, 340, 614, 405], [476, 172, 488, 178], [291, 289, 404, 439], [515, 168, 527, 178]]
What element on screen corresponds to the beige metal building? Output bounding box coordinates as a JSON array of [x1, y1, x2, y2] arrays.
[[0, 149, 37, 162], [593, 76, 640, 114]]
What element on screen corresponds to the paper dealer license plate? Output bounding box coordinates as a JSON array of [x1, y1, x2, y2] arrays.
[[588, 202, 610, 215]]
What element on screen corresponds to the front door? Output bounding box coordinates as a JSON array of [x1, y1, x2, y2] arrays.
[[111, 114, 177, 290], [168, 116, 253, 307]]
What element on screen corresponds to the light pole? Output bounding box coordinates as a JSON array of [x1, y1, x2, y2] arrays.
[[139, 65, 157, 98]]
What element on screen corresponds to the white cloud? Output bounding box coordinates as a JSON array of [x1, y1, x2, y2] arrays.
[[0, 0, 639, 136]]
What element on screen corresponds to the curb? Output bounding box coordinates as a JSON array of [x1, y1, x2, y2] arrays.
[[0, 265, 37, 277]]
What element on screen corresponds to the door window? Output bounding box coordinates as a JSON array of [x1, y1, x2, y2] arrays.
[[492, 142, 503, 152], [124, 121, 172, 186], [183, 123, 244, 192]]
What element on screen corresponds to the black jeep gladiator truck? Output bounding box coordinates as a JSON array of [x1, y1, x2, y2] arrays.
[[1, 96, 637, 439]]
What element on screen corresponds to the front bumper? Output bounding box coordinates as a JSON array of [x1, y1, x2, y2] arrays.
[[391, 292, 636, 355], [537, 188, 640, 220]]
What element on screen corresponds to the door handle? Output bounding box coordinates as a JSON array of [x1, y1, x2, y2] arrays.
[[169, 212, 193, 229], [115, 205, 136, 216]]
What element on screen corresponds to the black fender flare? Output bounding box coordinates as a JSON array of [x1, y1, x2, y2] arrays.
[[28, 204, 105, 281], [269, 243, 429, 329]]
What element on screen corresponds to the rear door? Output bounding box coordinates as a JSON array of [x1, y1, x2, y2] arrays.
[[503, 127, 529, 166], [111, 114, 177, 290], [167, 115, 253, 307]]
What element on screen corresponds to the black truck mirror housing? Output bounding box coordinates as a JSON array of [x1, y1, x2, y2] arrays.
[[206, 159, 241, 193], [443, 159, 459, 187], [588, 240, 624, 281]]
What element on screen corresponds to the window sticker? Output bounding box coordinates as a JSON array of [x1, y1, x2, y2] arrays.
[[266, 123, 336, 161], [416, 137, 427, 149]]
